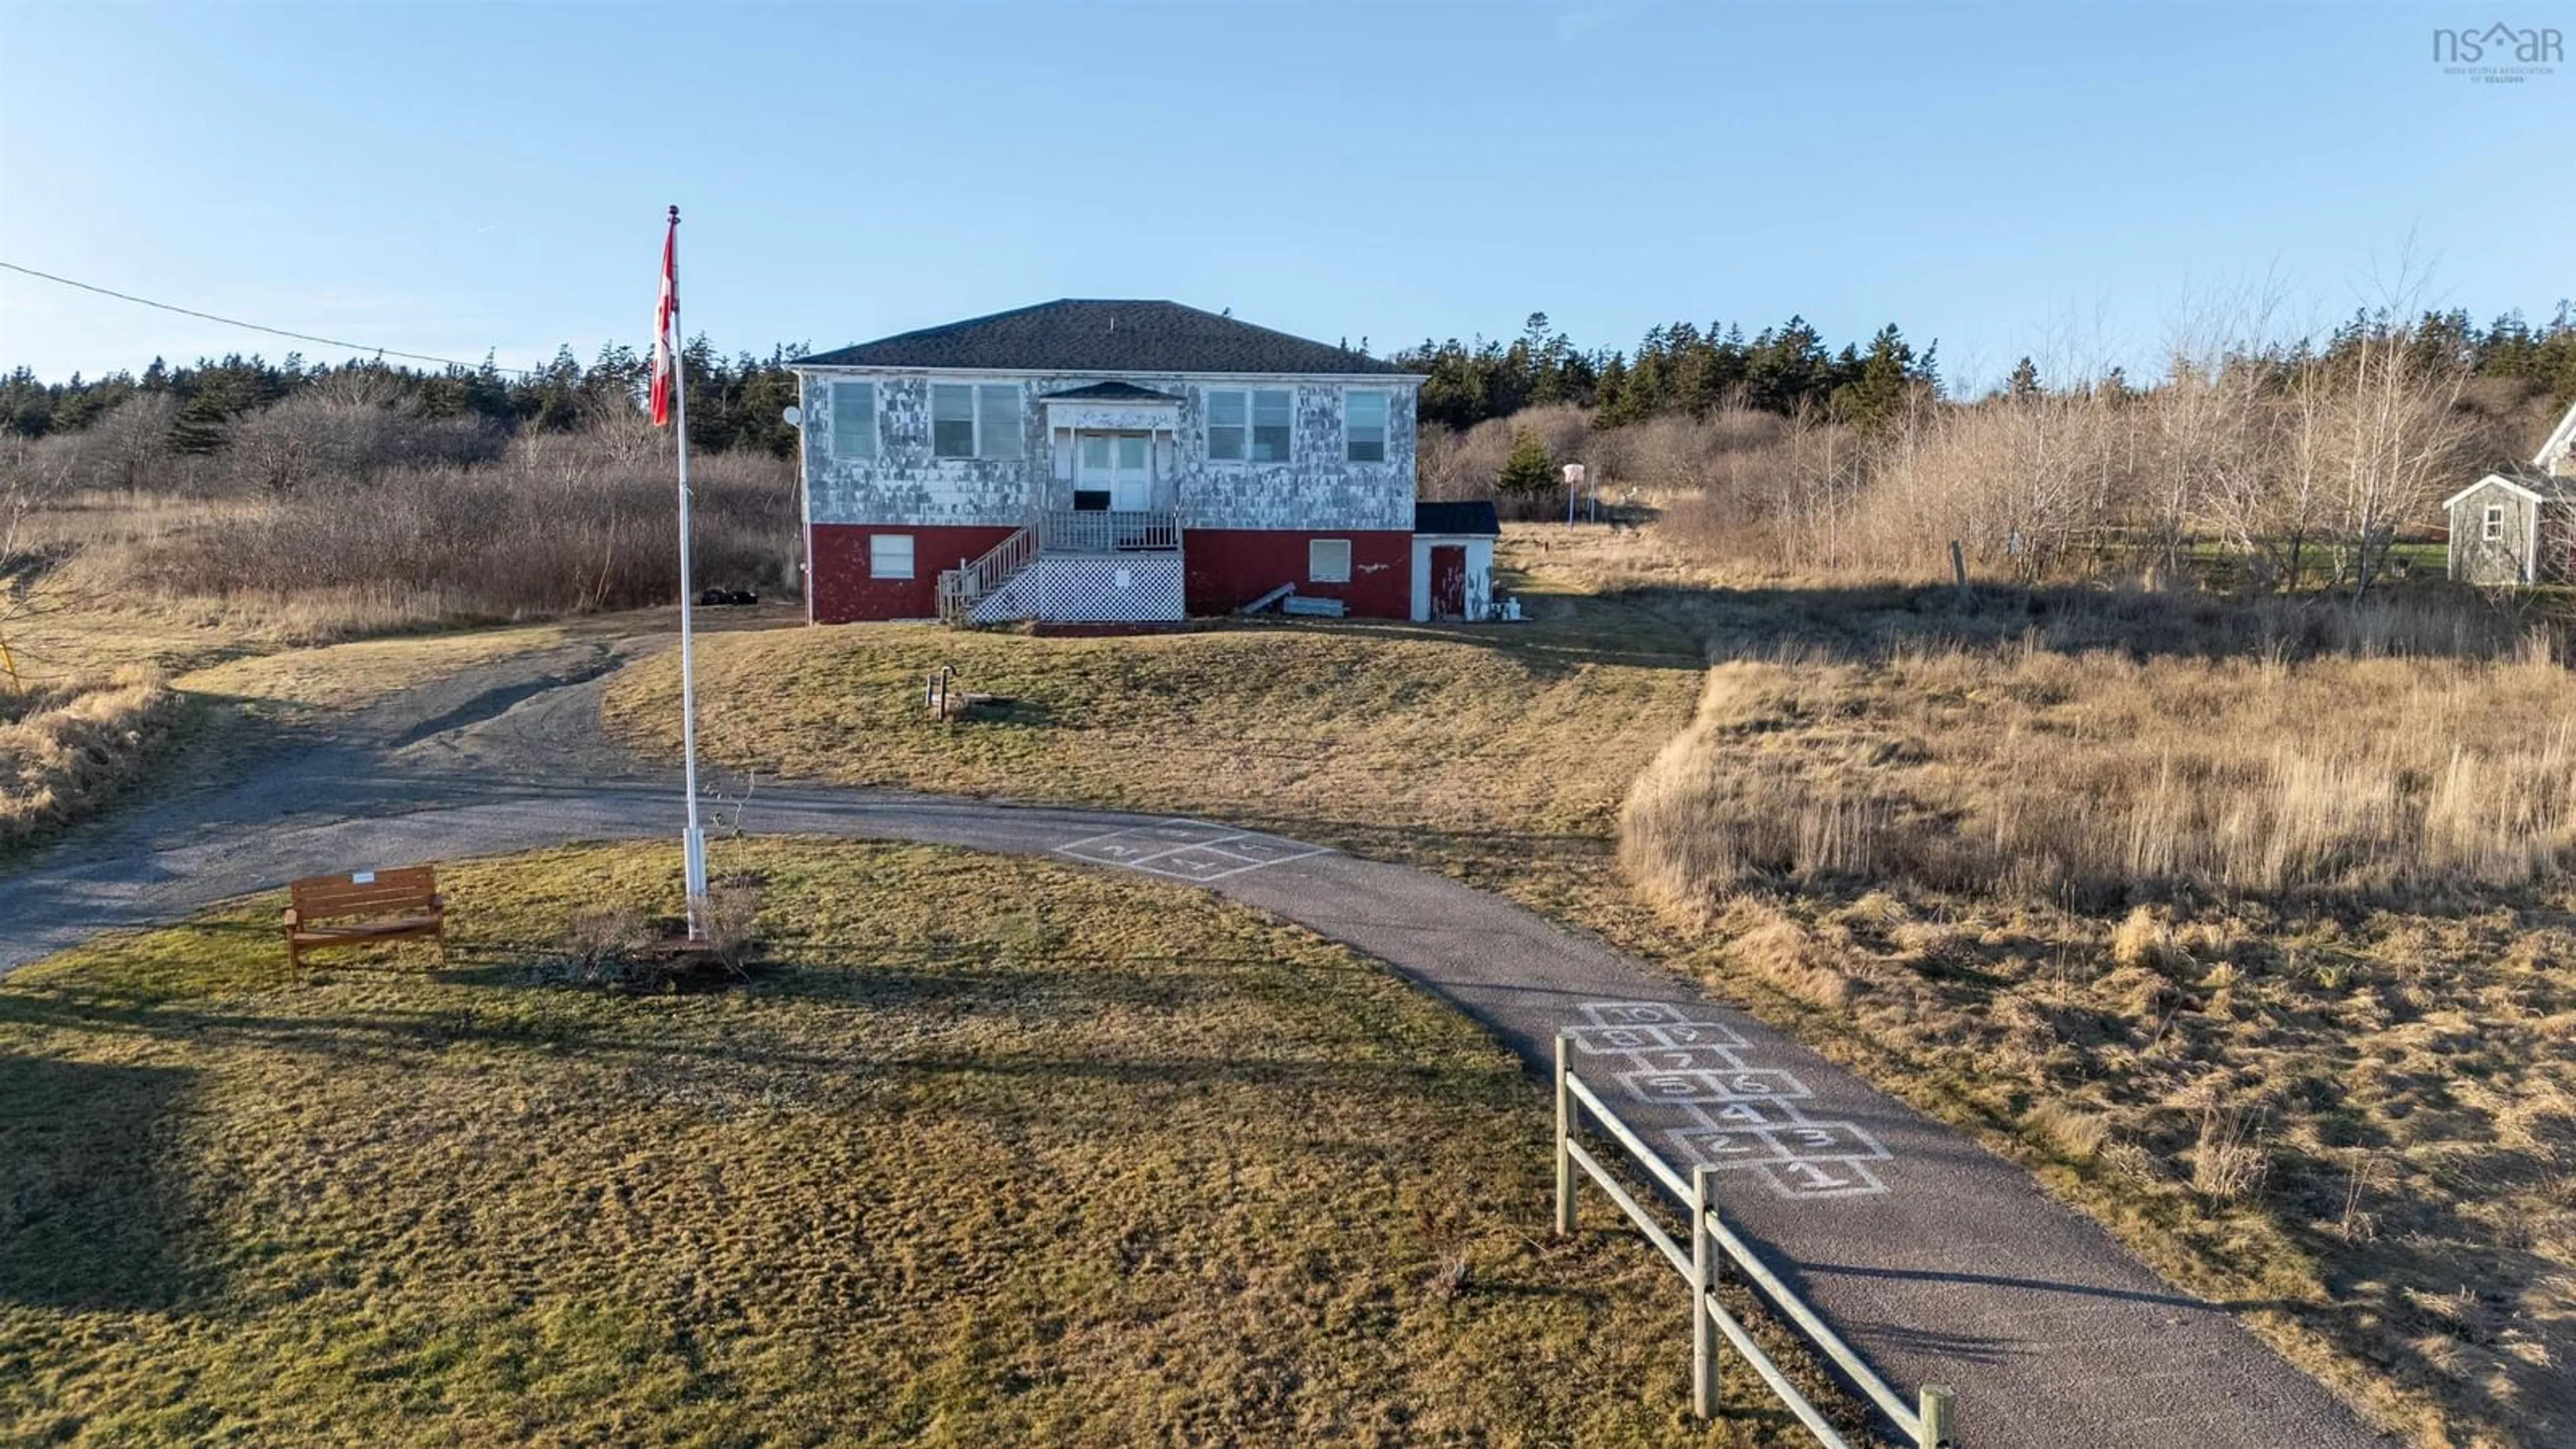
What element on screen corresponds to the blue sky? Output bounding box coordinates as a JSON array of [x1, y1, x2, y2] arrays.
[[1, 1, 2568, 392]]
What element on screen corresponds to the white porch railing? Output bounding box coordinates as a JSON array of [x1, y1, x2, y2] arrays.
[[1039, 509, 1179, 553], [935, 525, 1036, 625]]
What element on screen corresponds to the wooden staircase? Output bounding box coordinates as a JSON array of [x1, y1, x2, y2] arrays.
[[935, 525, 1036, 625]]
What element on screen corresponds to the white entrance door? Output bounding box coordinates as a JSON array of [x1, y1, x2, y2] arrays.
[[1077, 431, 1154, 511]]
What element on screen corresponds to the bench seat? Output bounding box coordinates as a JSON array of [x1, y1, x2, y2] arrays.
[[283, 866, 446, 969]]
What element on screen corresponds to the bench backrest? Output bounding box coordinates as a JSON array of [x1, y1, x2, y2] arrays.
[[288, 867, 440, 921]]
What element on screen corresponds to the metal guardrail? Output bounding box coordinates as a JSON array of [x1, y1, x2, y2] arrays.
[[1555, 1033, 1957, 1448], [1039, 508, 1179, 553]]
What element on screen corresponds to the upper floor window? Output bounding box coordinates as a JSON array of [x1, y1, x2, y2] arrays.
[[830, 381, 877, 460], [1345, 390, 1388, 463], [1206, 388, 1293, 463], [932, 382, 1025, 460], [2484, 502, 2507, 541]]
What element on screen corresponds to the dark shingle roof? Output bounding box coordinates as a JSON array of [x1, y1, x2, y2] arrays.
[[1040, 381, 1182, 402], [799, 299, 1411, 376], [1414, 500, 1500, 536]]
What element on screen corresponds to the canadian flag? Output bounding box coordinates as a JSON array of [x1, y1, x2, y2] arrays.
[[649, 208, 678, 427]]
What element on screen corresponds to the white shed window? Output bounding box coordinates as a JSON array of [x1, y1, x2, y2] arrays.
[[829, 382, 877, 460], [2484, 502, 2506, 541], [1345, 390, 1388, 463], [869, 534, 914, 580], [931, 383, 1024, 460], [1309, 537, 1352, 583], [1206, 388, 1292, 463]]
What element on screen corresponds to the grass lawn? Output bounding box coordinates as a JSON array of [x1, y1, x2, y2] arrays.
[[0, 838, 1867, 1446], [602, 557, 1704, 922]]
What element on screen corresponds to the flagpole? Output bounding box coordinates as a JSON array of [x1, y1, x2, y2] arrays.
[[668, 204, 709, 934]]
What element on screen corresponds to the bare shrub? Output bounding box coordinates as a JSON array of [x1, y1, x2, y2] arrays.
[[1418, 407, 1591, 520], [1854, 390, 2138, 582], [700, 881, 761, 975], [72, 419, 796, 632], [563, 904, 653, 976], [225, 392, 504, 496], [1656, 409, 1869, 571]]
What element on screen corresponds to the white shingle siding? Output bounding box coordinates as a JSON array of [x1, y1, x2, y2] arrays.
[[798, 370, 1418, 532]]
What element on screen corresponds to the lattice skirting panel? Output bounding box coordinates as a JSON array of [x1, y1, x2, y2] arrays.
[[973, 554, 1185, 623]]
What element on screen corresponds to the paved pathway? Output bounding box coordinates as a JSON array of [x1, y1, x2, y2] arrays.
[[0, 646, 2391, 1448]]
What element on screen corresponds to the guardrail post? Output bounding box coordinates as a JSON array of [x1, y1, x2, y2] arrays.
[[1553, 1032, 1576, 1234], [1691, 1165, 1719, 1418], [1918, 1385, 1955, 1448]]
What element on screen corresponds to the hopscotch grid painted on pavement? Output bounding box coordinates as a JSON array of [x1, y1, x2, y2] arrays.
[[1056, 818, 1334, 882], [1572, 1002, 1892, 1200]]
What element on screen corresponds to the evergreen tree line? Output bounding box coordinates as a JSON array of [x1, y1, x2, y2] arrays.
[[1391, 303, 2576, 433], [1392, 311, 1946, 433], [5, 301, 2569, 464], [0, 337, 809, 458]]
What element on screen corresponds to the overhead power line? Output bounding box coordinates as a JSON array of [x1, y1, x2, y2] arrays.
[[0, 259, 543, 377]]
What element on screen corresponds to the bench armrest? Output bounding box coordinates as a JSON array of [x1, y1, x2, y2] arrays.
[[282, 907, 302, 928]]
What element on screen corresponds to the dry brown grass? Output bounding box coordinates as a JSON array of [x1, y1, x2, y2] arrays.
[[0, 663, 183, 848], [1536, 527, 2576, 1444], [1622, 642, 2575, 910]]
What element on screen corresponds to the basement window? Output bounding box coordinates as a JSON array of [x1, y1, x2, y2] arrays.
[[830, 382, 877, 460], [1309, 538, 1352, 584], [1345, 390, 1387, 463], [2484, 503, 2506, 541], [870, 534, 914, 580]]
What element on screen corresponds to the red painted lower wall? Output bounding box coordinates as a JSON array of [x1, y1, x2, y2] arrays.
[[810, 523, 1415, 623], [1184, 529, 1411, 619], [810, 523, 1020, 623]]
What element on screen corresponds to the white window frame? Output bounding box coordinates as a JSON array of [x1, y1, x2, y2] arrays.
[[869, 533, 914, 580], [930, 382, 1024, 460], [2483, 502, 2507, 541], [1206, 388, 1247, 463], [1308, 537, 1352, 584], [1205, 386, 1294, 466], [829, 380, 878, 462], [1344, 389, 1389, 464]]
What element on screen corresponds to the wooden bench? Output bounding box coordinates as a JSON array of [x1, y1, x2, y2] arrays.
[[283, 867, 446, 969]]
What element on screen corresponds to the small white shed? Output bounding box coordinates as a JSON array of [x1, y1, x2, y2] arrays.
[[2443, 400, 2576, 587], [1411, 500, 1501, 621]]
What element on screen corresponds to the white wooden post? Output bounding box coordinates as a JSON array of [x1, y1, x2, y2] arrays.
[[1554, 1031, 1576, 1234], [1918, 1385, 1955, 1447], [1692, 1165, 1719, 1418]]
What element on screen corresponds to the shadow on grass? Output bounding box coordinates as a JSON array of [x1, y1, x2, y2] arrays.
[[0, 932, 1526, 1115], [1614, 575, 2564, 669], [0, 1053, 203, 1311]]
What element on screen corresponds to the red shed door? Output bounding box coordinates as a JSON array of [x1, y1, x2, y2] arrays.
[[1430, 545, 1468, 619]]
